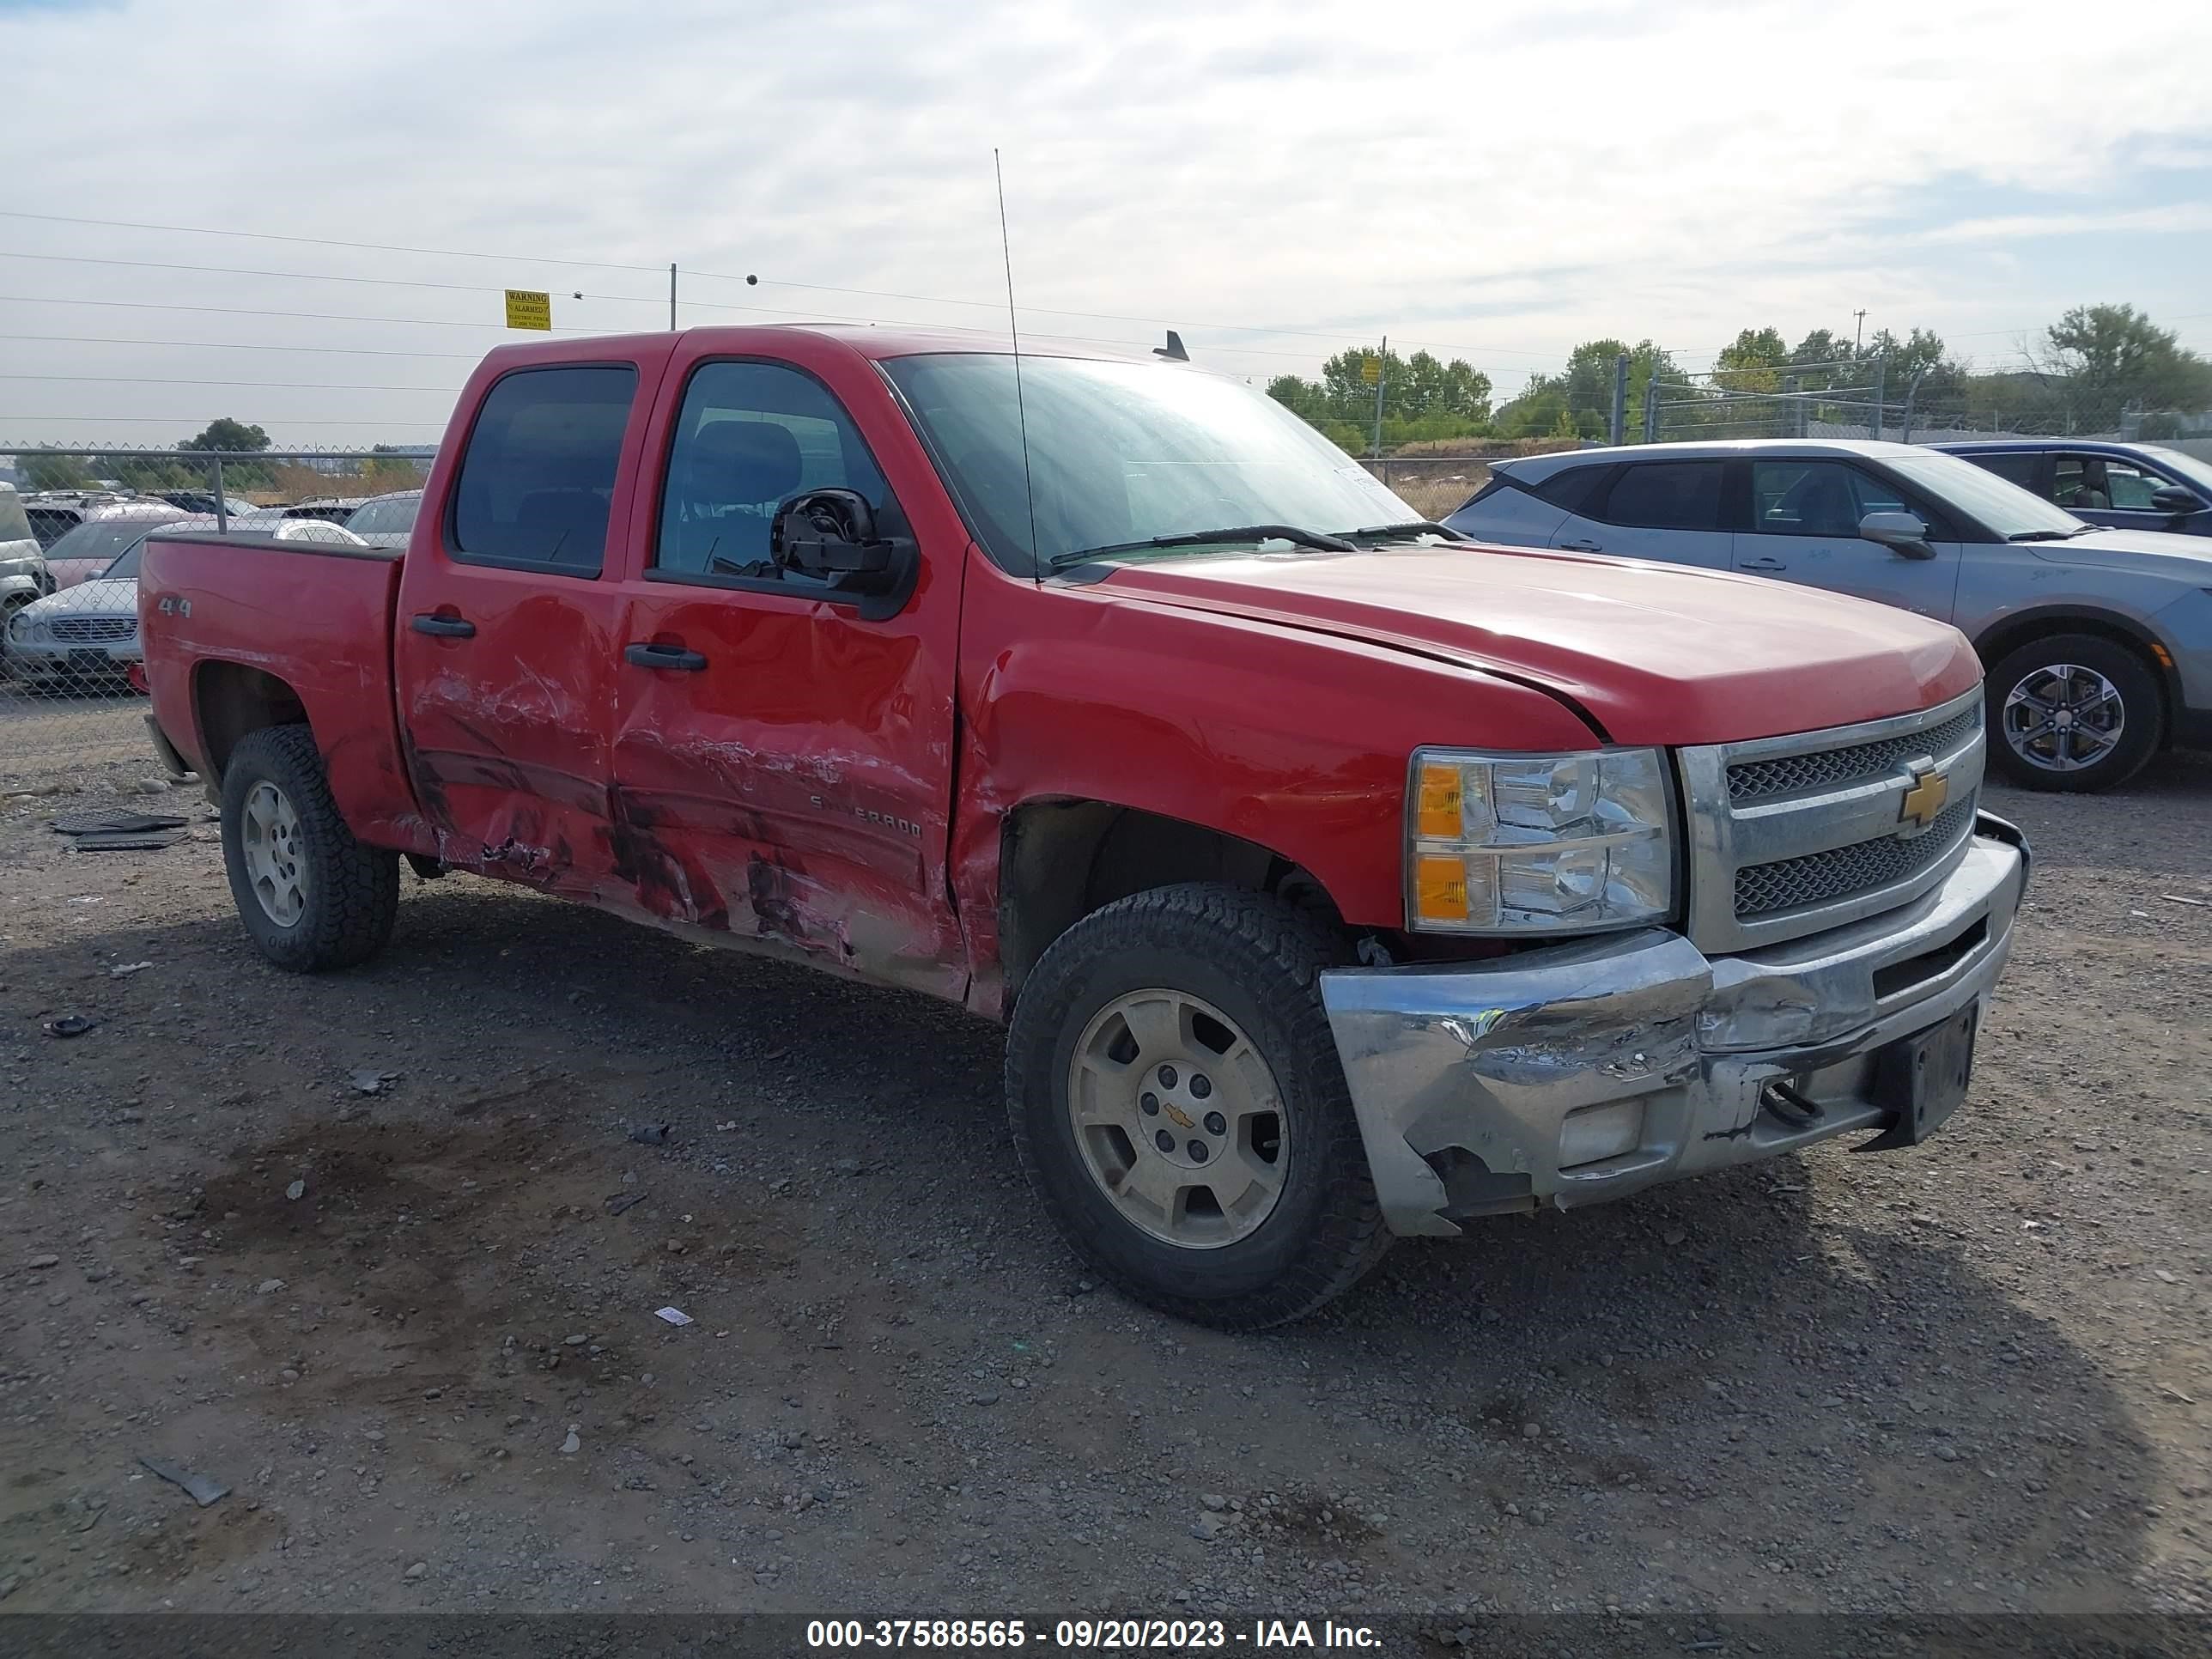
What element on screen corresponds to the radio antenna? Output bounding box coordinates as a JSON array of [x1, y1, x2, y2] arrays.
[[994, 148, 1042, 574]]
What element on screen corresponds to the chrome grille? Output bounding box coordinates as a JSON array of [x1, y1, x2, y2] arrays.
[[50, 617, 135, 643], [1678, 689, 1988, 954], [1727, 706, 1981, 802], [1735, 798, 1975, 917]]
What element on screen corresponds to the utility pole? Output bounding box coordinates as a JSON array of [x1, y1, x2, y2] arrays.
[[1370, 335, 1388, 459], [1852, 309, 1867, 356], [670, 264, 678, 331], [1609, 353, 1630, 446]]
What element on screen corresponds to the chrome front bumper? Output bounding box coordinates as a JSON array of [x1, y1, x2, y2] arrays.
[[1320, 814, 2030, 1237]]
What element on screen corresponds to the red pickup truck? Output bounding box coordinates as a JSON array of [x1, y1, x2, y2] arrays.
[[140, 326, 2028, 1328]]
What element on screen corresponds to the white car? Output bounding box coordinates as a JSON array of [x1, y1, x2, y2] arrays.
[[6, 516, 364, 689]]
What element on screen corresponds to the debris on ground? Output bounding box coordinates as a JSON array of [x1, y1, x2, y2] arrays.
[[139, 1456, 229, 1508], [41, 1016, 98, 1039], [348, 1069, 398, 1096], [653, 1306, 693, 1327], [108, 961, 153, 978], [2160, 894, 2207, 906], [604, 1193, 648, 1216], [67, 833, 182, 853], [51, 808, 187, 837], [26, 1255, 59, 1270], [560, 1426, 581, 1455], [285, 1179, 306, 1200], [627, 1122, 671, 1146]]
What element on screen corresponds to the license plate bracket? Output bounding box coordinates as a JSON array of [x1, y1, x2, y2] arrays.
[[1862, 1004, 1978, 1151]]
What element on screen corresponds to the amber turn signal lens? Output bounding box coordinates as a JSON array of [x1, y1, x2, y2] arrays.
[[1413, 854, 1469, 921], [1415, 763, 1463, 840]]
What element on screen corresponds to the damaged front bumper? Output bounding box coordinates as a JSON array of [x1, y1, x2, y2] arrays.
[[1319, 814, 2030, 1237]]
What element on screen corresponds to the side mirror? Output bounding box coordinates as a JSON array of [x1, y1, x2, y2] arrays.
[[770, 489, 899, 592], [1859, 509, 1934, 561], [2148, 483, 2198, 515]]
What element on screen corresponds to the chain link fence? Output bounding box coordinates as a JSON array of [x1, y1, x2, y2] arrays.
[[1644, 369, 2212, 447], [1, 446, 432, 792]]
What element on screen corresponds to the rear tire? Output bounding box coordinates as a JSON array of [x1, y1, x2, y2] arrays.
[[221, 724, 399, 972], [1984, 633, 2162, 793], [1005, 883, 1391, 1330]]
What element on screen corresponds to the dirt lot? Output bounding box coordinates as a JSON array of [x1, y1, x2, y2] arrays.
[[2, 697, 2208, 1623]]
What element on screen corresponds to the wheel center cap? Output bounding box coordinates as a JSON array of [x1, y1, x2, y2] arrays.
[[2056, 709, 2075, 729], [1160, 1101, 1195, 1130]]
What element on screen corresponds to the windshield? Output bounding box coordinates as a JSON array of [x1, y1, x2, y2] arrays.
[[1887, 452, 2086, 539], [44, 518, 167, 566], [347, 495, 420, 535], [2142, 446, 2212, 497], [879, 352, 1416, 571], [100, 533, 155, 580]]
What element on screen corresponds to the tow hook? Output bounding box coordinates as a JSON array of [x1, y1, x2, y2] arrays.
[[1761, 1079, 1825, 1128]]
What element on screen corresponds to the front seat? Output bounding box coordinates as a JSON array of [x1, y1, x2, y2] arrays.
[[672, 421, 804, 571], [1791, 472, 1857, 538]]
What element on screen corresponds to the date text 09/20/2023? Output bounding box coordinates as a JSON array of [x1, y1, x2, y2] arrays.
[[805, 1619, 1382, 1649]]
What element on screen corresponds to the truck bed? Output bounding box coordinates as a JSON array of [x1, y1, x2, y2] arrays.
[[138, 531, 429, 852]]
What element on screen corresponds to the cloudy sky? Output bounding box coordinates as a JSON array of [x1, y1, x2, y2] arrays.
[[5, 0, 2211, 447]]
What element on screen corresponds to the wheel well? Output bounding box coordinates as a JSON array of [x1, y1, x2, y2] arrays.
[[1974, 611, 2175, 732], [193, 659, 309, 781], [997, 801, 1339, 1000]]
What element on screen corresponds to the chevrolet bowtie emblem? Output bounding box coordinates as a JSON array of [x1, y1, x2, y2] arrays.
[[1899, 760, 1949, 832]]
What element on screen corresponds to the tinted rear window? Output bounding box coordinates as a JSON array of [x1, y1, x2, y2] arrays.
[[44, 520, 159, 565], [451, 367, 638, 574], [1598, 462, 1723, 531], [1523, 463, 1608, 514]]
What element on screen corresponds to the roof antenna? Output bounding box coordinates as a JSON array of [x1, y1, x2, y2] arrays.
[[994, 148, 1042, 577], [1153, 330, 1188, 362]]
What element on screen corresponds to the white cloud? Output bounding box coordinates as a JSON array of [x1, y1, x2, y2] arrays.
[[3, 0, 2209, 441]]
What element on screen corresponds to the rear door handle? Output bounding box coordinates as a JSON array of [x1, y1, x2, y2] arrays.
[[1556, 538, 1603, 552], [624, 641, 708, 672], [410, 613, 476, 638], [1740, 556, 1788, 572]]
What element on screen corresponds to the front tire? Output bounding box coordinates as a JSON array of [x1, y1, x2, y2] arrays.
[[221, 724, 399, 972], [1005, 884, 1390, 1330], [1985, 633, 2163, 793]]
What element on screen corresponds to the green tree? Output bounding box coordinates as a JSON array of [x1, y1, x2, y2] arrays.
[[179, 417, 271, 453], [2042, 303, 2212, 410], [1269, 346, 1492, 453], [1713, 326, 1790, 392], [19, 452, 94, 490]]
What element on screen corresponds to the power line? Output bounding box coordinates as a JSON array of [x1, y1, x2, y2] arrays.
[[0, 332, 482, 360], [0, 416, 442, 427], [0, 374, 457, 392]]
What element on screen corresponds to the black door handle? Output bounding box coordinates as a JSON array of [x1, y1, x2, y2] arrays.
[[1740, 556, 1788, 572], [410, 613, 476, 638], [624, 641, 708, 672], [1556, 537, 1603, 552]]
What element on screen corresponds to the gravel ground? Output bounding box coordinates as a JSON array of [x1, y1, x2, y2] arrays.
[[1, 696, 2207, 1622]]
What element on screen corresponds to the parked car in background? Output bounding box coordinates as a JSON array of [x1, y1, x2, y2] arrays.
[[342, 488, 422, 549], [21, 489, 149, 550], [155, 489, 261, 518], [272, 496, 363, 526], [37, 501, 189, 588], [1443, 439, 2212, 792], [1, 484, 49, 626], [1936, 440, 2212, 538], [7, 516, 364, 690]]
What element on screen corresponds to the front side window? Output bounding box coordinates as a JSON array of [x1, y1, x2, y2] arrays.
[[1748, 461, 1908, 538], [451, 366, 637, 575], [2057, 453, 2165, 510], [1599, 462, 1723, 531], [655, 362, 889, 582], [879, 352, 1415, 572]]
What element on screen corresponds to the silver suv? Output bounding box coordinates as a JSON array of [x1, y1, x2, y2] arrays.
[[1444, 439, 2212, 792]]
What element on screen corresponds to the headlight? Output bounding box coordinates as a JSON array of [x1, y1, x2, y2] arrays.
[[1406, 747, 1675, 934], [9, 612, 33, 641]]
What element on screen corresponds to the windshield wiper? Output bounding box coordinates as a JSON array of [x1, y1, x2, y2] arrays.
[[1050, 523, 1355, 569], [1343, 520, 1469, 542]]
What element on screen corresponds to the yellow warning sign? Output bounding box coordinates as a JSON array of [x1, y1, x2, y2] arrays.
[[504, 289, 552, 331], [1360, 356, 1382, 385]]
